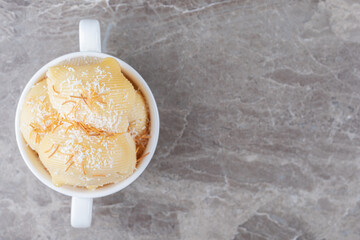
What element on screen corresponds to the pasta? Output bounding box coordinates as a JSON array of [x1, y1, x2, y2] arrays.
[[128, 91, 148, 137], [46, 57, 136, 133], [38, 124, 136, 188], [20, 79, 57, 151]]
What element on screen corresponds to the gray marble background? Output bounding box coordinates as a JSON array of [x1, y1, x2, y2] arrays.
[[1, 0, 360, 239]]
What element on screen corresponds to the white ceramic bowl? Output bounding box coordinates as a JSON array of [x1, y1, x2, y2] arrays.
[[14, 20, 159, 228]]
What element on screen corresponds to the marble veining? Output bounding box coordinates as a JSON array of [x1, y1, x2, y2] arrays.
[[1, 0, 360, 239]]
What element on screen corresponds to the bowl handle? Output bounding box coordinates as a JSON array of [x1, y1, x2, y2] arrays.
[[71, 197, 93, 228], [79, 19, 101, 52]]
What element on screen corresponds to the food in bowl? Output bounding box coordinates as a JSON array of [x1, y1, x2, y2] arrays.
[[20, 57, 150, 189]]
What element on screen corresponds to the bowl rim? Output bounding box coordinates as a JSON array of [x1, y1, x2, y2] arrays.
[[15, 52, 160, 198]]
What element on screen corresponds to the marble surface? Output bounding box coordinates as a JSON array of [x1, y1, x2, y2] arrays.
[[2, 0, 360, 239]]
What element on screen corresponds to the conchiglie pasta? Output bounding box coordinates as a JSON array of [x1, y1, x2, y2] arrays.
[[46, 57, 136, 133], [128, 91, 148, 137], [20, 79, 57, 151], [37, 124, 136, 188]]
